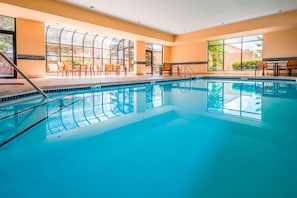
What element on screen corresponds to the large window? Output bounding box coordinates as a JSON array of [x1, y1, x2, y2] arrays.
[[0, 15, 16, 77], [45, 25, 134, 72], [208, 34, 263, 71]]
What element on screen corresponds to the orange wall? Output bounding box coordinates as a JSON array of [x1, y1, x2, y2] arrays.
[[167, 27, 297, 74], [167, 11, 297, 74], [263, 27, 297, 58], [134, 40, 146, 75], [16, 18, 46, 78], [169, 41, 208, 73]]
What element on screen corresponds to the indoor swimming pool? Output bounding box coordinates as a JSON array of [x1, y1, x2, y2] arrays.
[[0, 78, 297, 198]]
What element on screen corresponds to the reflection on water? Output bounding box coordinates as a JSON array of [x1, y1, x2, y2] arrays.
[[46, 85, 165, 135], [1, 79, 297, 146], [207, 80, 297, 121], [207, 82, 262, 120]]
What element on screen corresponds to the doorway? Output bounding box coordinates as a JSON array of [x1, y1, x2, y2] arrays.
[[145, 50, 153, 74]]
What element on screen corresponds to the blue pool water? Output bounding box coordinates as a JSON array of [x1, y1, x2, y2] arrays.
[[0, 78, 297, 198]]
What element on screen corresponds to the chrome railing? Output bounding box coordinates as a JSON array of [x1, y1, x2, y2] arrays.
[[0, 52, 48, 98], [180, 65, 196, 78]]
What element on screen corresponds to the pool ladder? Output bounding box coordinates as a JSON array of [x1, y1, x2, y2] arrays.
[[179, 65, 196, 79], [0, 52, 48, 98]]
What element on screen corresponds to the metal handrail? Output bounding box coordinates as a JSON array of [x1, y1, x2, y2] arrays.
[[0, 52, 48, 98], [180, 65, 196, 78]]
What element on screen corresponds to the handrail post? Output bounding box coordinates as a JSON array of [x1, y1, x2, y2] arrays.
[[0, 52, 49, 98]]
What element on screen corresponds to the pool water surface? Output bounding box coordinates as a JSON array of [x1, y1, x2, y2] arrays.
[[0, 79, 297, 198]]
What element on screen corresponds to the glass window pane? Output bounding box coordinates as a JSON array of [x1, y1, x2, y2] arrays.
[[103, 38, 112, 49], [224, 37, 241, 44], [94, 48, 101, 59], [225, 43, 242, 71], [61, 30, 73, 45], [146, 43, 153, 50], [46, 26, 61, 43], [73, 32, 84, 46], [243, 34, 263, 42], [0, 33, 14, 77], [0, 15, 15, 31], [94, 36, 104, 48], [208, 40, 223, 46], [61, 45, 72, 57], [84, 34, 94, 47], [153, 44, 162, 51], [242, 41, 262, 71], [73, 46, 83, 57], [103, 49, 110, 59], [208, 43, 223, 71], [153, 51, 162, 65], [84, 48, 92, 56]]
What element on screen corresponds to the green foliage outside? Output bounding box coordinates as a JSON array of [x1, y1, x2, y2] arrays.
[[208, 40, 223, 71], [0, 16, 15, 31], [232, 60, 258, 70]]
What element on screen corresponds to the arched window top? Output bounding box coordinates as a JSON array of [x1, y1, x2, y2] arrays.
[[102, 37, 113, 48], [84, 33, 94, 47], [93, 35, 104, 47], [60, 29, 74, 45], [73, 31, 84, 46], [111, 38, 121, 49], [46, 26, 61, 43]]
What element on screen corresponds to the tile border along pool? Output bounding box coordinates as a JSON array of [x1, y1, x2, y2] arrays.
[[0, 75, 297, 103]]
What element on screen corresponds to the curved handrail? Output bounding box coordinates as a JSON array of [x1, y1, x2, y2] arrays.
[[0, 52, 48, 98], [180, 65, 196, 78]]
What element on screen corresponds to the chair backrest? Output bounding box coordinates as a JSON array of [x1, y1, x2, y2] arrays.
[[47, 63, 58, 72], [163, 63, 171, 71], [57, 62, 64, 71], [63, 61, 73, 70], [80, 64, 88, 70], [287, 60, 297, 69], [256, 61, 267, 69], [105, 64, 113, 71]]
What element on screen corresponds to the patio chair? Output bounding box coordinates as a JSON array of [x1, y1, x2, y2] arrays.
[[160, 63, 172, 75], [105, 63, 114, 75], [57, 62, 64, 77], [63, 61, 79, 77], [287, 60, 297, 76], [255, 61, 273, 76]]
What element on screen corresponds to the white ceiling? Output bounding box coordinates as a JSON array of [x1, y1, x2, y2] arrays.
[[59, 0, 297, 35]]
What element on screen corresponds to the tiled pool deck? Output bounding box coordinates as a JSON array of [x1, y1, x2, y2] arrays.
[[0, 74, 296, 101]]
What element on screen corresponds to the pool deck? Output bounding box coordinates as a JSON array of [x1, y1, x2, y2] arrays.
[[0, 74, 296, 100]]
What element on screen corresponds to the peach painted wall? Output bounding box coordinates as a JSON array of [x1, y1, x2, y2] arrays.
[[16, 18, 46, 78], [169, 41, 208, 73], [134, 40, 146, 75], [263, 27, 297, 58]]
